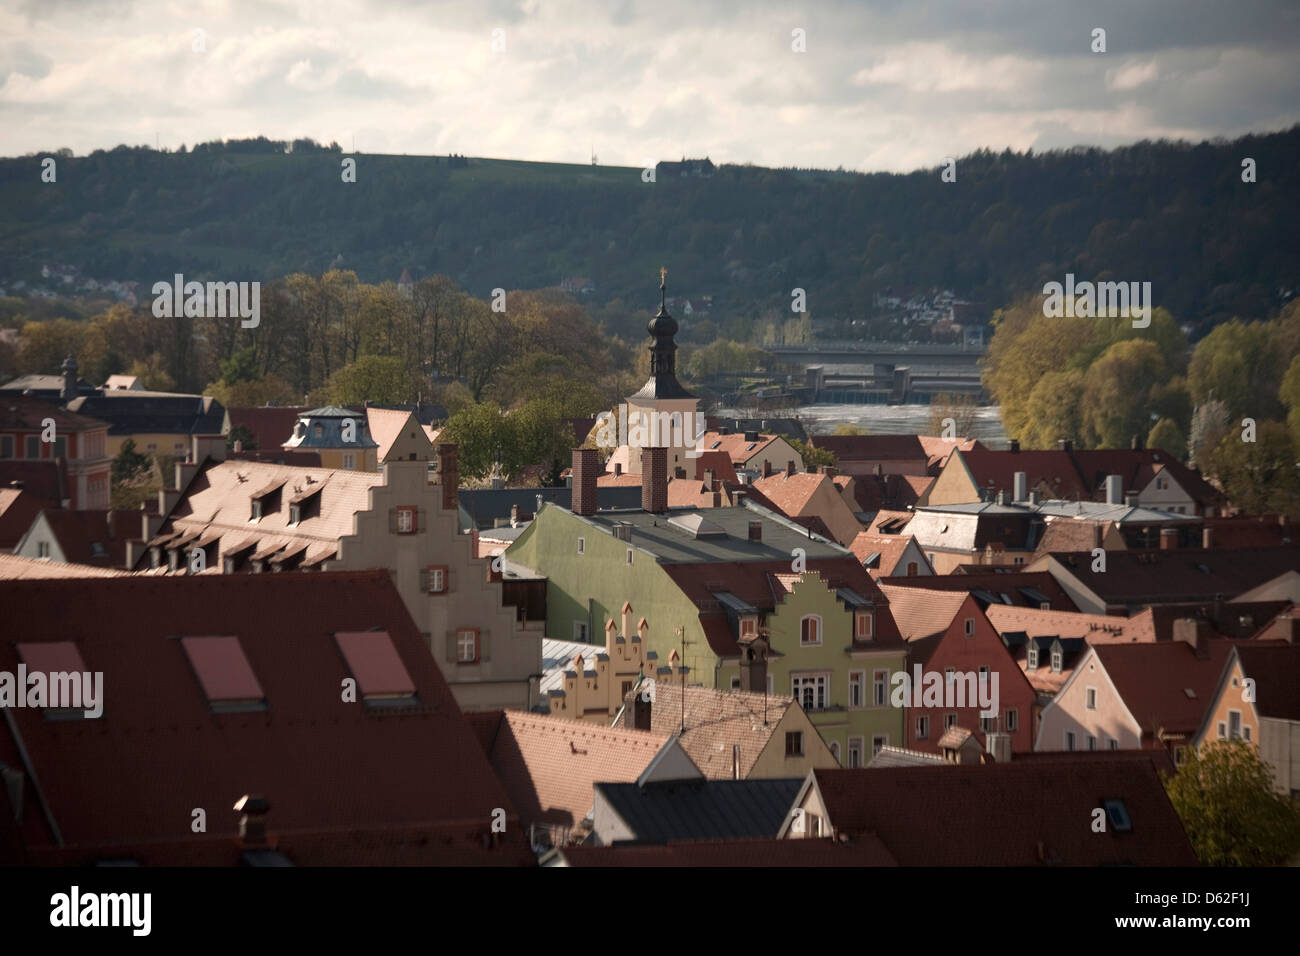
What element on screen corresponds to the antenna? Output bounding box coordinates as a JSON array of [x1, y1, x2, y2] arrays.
[[677, 625, 690, 735]]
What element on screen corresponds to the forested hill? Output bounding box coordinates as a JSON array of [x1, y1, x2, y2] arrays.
[[3, 126, 1298, 335]]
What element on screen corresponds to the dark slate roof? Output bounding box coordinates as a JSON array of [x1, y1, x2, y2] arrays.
[[458, 486, 643, 530], [595, 777, 804, 843], [66, 392, 226, 436], [0, 375, 96, 399]]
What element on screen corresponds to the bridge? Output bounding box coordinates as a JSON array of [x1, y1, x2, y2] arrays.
[[768, 343, 987, 404]]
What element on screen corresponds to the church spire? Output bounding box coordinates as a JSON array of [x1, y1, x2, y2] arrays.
[[631, 268, 694, 401]]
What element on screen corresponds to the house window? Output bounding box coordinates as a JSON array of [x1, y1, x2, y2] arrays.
[[855, 610, 873, 640], [1013, 556, 1025, 566], [1156, 476, 1168, 490], [1086, 687, 1097, 710], [799, 615, 822, 645], [1005, 709, 1018, 732], [0, 436, 11, 458], [872, 670, 888, 707], [1065, 731, 1076, 751], [1109, 738, 1118, 750], [1040, 602, 1051, 610], [944, 712, 958, 728], [945, 666, 956, 684], [1217, 721, 1226, 740], [1088, 735, 1097, 750], [848, 671, 864, 708], [573, 622, 588, 641], [963, 618, 974, 637], [425, 566, 447, 594], [791, 674, 829, 711], [37, 541, 50, 559], [1228, 710, 1242, 740], [1244, 725, 1252, 742], [456, 628, 479, 664], [395, 506, 416, 534], [25, 436, 41, 459], [872, 735, 887, 756], [916, 715, 930, 739], [1027, 647, 1039, 669], [313, 423, 324, 438], [730, 676, 741, 690], [1051, 649, 1063, 672], [785, 731, 804, 757], [980, 715, 995, 733], [829, 740, 841, 764], [847, 737, 863, 768], [740, 616, 757, 639], [577, 537, 585, 554], [342, 453, 356, 470], [906, 561, 918, 576]]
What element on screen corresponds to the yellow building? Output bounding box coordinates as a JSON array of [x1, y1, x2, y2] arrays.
[[281, 406, 379, 471]]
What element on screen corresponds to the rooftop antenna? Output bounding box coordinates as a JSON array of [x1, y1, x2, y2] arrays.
[[676, 625, 689, 735]]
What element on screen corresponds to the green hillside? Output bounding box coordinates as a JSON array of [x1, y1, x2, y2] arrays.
[[2, 127, 1298, 338]]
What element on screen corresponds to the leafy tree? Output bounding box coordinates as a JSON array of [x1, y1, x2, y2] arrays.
[[111, 439, 151, 484], [1164, 740, 1300, 866], [1020, 368, 1085, 448], [1204, 419, 1300, 517], [439, 402, 520, 482], [226, 424, 258, 451], [1146, 417, 1188, 461], [1080, 339, 1166, 448], [1188, 319, 1285, 421], [1280, 353, 1300, 451], [325, 355, 423, 405]]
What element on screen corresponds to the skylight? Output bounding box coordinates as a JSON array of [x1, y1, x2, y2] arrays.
[[180, 636, 266, 712], [335, 630, 417, 703]]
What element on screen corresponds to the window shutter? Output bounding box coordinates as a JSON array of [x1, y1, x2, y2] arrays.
[[388, 507, 398, 533], [445, 630, 458, 662], [417, 508, 427, 533], [445, 566, 454, 592], [480, 630, 491, 662], [419, 568, 430, 592]]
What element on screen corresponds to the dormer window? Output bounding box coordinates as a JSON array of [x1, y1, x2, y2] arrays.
[[313, 423, 324, 438], [1027, 647, 1039, 669], [739, 616, 758, 638], [1051, 648, 1063, 672], [855, 610, 873, 640]]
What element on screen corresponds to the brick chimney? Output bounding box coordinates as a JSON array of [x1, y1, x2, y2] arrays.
[[642, 447, 667, 514], [571, 448, 599, 516], [436, 443, 458, 511], [748, 520, 762, 543], [786, 460, 795, 477], [233, 794, 271, 847], [762, 460, 773, 478]]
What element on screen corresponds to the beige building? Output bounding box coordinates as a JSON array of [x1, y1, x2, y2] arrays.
[[133, 442, 541, 712], [282, 405, 380, 471], [545, 602, 652, 723]]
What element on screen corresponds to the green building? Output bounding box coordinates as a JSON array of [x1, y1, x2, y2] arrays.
[[505, 500, 908, 764]]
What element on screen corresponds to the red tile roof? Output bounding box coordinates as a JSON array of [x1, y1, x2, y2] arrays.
[[226, 406, 308, 451], [1234, 641, 1300, 721], [1043, 547, 1300, 607], [808, 758, 1197, 864], [0, 553, 128, 578], [28, 509, 138, 566], [1094, 639, 1236, 736], [0, 394, 108, 432], [0, 570, 531, 866], [881, 569, 1077, 611], [0, 487, 47, 549], [466, 710, 670, 829], [0, 461, 70, 505]]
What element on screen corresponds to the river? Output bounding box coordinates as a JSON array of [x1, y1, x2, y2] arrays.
[[717, 403, 1008, 442]]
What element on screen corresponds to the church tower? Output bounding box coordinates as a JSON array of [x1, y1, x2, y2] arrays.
[[619, 269, 702, 476]]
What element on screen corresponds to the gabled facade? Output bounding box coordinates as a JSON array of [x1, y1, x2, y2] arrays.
[[1035, 633, 1233, 764], [900, 595, 1039, 754], [713, 571, 907, 767]]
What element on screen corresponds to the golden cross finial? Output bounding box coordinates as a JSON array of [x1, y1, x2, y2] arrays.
[[659, 266, 667, 287]]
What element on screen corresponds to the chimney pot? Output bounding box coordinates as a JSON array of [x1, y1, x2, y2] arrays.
[[437, 443, 459, 510], [762, 460, 772, 478], [1013, 471, 1027, 502], [786, 460, 795, 476], [748, 521, 762, 543], [1009, 439, 1020, 453]]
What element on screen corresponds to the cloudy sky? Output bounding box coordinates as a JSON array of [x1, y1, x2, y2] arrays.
[[2, 0, 1298, 172]]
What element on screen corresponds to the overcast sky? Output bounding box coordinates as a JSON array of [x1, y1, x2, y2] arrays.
[[2, 0, 1298, 172]]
